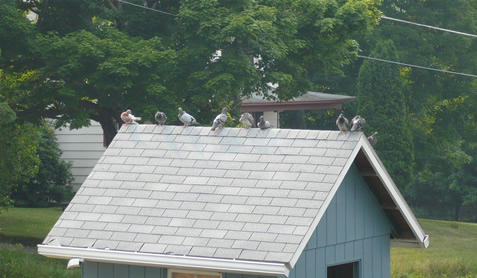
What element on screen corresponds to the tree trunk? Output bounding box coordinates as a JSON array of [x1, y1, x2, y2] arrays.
[[454, 205, 461, 221], [98, 117, 118, 147]]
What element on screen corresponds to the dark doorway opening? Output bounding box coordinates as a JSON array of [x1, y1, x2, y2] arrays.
[[327, 262, 358, 278]]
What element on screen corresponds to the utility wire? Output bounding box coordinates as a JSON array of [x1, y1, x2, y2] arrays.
[[116, 0, 178, 17], [381, 15, 477, 38], [358, 55, 477, 78]]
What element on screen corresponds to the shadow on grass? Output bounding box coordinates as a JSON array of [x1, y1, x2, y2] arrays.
[[0, 234, 43, 247]]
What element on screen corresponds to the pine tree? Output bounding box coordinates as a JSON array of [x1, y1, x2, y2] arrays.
[[357, 40, 414, 191]]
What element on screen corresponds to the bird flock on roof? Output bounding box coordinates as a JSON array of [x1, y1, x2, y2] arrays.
[[120, 108, 376, 145], [335, 113, 378, 146]]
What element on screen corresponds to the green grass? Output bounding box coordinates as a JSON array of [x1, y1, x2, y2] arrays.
[[0, 245, 80, 278], [0, 207, 63, 246], [392, 218, 477, 277]]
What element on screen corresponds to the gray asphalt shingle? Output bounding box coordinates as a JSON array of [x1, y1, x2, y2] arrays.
[[44, 125, 359, 264]]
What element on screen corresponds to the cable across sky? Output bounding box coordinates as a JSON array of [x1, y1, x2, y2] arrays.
[[381, 15, 477, 38], [116, 0, 178, 17], [358, 55, 477, 78]]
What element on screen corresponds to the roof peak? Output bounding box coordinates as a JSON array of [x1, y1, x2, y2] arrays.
[[119, 125, 363, 141]]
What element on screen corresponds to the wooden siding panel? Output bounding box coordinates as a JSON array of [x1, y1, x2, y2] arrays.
[[326, 198, 337, 246], [98, 262, 114, 278], [305, 249, 315, 278], [381, 235, 391, 278], [363, 238, 373, 277], [344, 241, 354, 261], [336, 183, 346, 244], [129, 265, 145, 277], [114, 264, 129, 278], [345, 174, 356, 241], [83, 261, 98, 278]]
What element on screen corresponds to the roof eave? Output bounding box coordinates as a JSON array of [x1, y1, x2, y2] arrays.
[[37, 245, 291, 277], [358, 136, 429, 248]]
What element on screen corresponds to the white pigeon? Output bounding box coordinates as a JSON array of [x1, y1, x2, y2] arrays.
[[239, 112, 254, 128], [211, 108, 228, 131], [350, 115, 366, 132], [336, 113, 349, 134], [178, 107, 199, 127], [257, 115, 271, 130], [367, 132, 378, 146], [155, 111, 167, 126], [121, 109, 141, 125]]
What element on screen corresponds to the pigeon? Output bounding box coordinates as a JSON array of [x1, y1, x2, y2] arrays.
[[211, 108, 228, 131], [178, 107, 199, 127], [121, 109, 141, 125], [367, 132, 378, 146], [336, 113, 349, 134], [257, 115, 271, 130], [350, 115, 366, 132], [155, 111, 167, 126], [239, 112, 254, 128]]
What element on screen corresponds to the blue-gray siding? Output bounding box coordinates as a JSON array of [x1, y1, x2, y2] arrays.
[[83, 164, 392, 278], [286, 164, 392, 278]]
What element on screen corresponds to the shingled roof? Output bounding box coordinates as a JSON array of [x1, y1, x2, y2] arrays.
[[39, 125, 428, 276]]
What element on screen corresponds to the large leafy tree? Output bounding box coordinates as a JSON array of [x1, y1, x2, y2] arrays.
[[357, 39, 414, 191], [1, 0, 382, 146]]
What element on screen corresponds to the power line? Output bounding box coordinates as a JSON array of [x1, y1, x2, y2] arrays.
[[358, 55, 477, 78], [381, 15, 477, 38], [116, 0, 178, 17]]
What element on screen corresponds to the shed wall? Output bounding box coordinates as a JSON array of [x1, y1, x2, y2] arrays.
[[287, 164, 392, 278]]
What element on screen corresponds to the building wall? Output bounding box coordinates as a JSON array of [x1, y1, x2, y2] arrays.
[[82, 164, 392, 278], [82, 262, 167, 278], [54, 121, 106, 191], [287, 164, 392, 278]]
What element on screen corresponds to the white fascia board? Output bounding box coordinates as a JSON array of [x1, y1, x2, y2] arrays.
[[359, 137, 429, 248], [37, 245, 290, 277], [288, 137, 363, 268]]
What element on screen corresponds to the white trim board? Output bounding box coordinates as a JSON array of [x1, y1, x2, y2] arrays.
[[37, 245, 290, 277]]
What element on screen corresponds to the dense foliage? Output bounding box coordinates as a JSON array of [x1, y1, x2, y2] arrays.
[[357, 40, 414, 191], [0, 102, 39, 210], [12, 124, 73, 208]]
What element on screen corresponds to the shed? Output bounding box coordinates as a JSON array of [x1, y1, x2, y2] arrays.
[[39, 125, 429, 278]]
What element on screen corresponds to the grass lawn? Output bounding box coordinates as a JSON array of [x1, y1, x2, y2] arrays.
[[392, 218, 477, 277], [0, 207, 63, 246]]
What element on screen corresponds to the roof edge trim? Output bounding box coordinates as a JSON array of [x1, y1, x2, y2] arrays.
[[358, 137, 429, 248], [37, 245, 290, 277], [288, 135, 364, 267]]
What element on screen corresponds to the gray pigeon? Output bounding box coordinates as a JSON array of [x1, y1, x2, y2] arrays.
[[367, 132, 378, 146], [120, 109, 141, 125], [336, 113, 349, 134], [239, 112, 254, 128], [155, 111, 167, 126], [350, 115, 366, 132], [178, 107, 199, 127], [257, 115, 271, 130], [211, 108, 228, 131]]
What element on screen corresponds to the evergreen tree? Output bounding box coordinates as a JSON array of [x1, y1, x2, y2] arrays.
[[357, 40, 414, 191]]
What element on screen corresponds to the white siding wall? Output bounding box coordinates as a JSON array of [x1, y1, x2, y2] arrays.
[[55, 121, 106, 192]]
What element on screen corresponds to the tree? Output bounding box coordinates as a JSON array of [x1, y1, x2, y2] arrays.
[[12, 123, 73, 207], [0, 102, 40, 210], [1, 0, 382, 146], [357, 40, 414, 191]]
